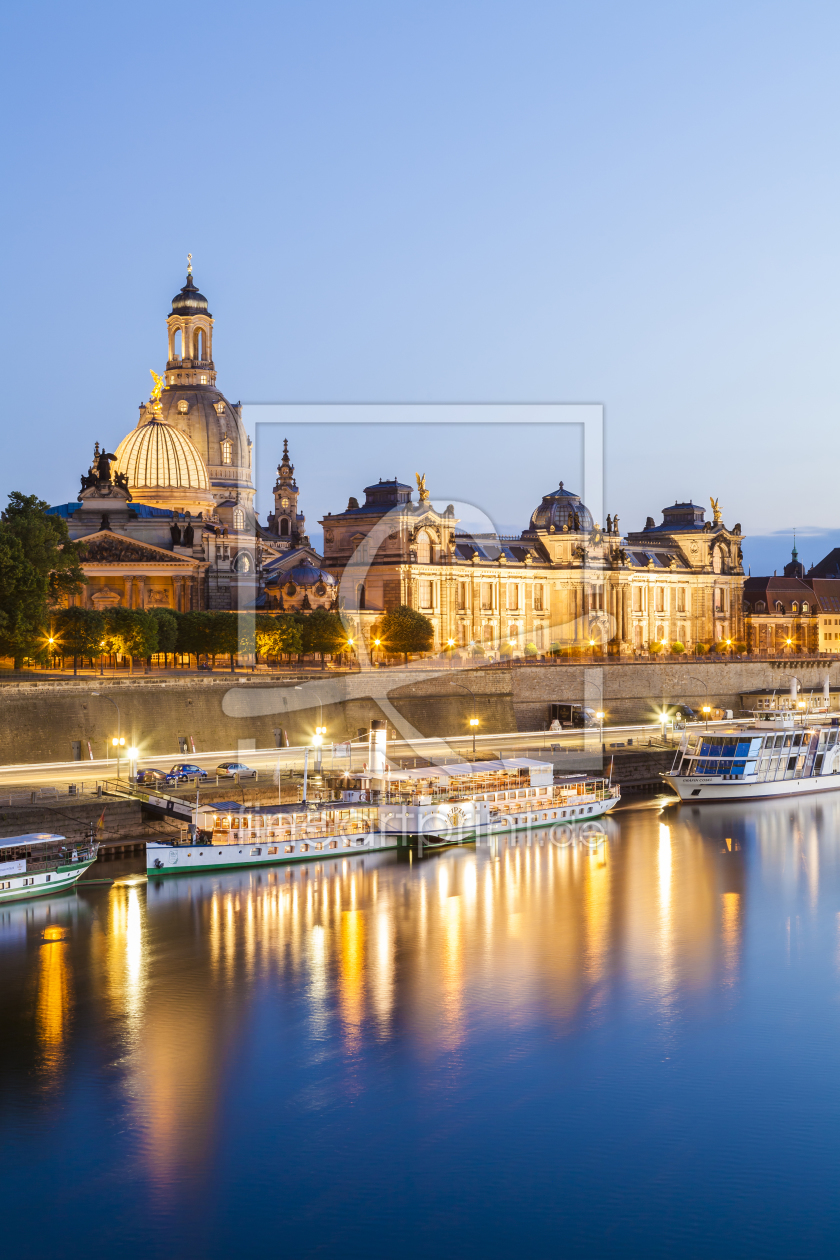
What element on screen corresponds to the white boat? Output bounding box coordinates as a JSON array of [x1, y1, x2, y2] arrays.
[[146, 756, 620, 876], [0, 833, 99, 903], [662, 711, 840, 803]]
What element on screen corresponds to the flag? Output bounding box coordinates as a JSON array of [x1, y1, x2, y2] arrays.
[[96, 808, 106, 832]]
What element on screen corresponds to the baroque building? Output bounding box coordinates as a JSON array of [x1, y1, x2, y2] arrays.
[[744, 546, 840, 655], [48, 264, 267, 611], [319, 477, 745, 654]]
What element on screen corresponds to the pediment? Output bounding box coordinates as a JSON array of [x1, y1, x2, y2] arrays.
[[80, 531, 192, 565]]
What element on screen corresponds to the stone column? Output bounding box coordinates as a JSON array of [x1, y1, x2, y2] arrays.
[[124, 577, 134, 608]]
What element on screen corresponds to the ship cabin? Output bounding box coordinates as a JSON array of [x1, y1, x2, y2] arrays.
[[196, 800, 380, 851], [675, 723, 840, 784]]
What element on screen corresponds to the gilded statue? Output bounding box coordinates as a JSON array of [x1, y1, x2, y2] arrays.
[[710, 496, 722, 526], [149, 369, 165, 415], [415, 472, 429, 503]]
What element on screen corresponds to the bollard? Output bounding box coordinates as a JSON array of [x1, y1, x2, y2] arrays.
[[69, 784, 77, 797]]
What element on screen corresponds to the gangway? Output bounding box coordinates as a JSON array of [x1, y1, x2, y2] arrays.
[[100, 779, 194, 824]]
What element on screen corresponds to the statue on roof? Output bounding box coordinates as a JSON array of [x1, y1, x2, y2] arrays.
[[149, 369, 165, 416], [415, 472, 429, 503], [710, 496, 722, 525]]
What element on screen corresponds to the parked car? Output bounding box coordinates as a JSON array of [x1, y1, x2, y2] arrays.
[[165, 763, 209, 783], [666, 704, 700, 723], [135, 767, 169, 786], [216, 761, 257, 779]]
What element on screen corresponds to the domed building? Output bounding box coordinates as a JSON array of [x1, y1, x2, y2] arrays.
[[46, 264, 269, 614], [131, 263, 254, 522], [263, 562, 337, 612], [114, 418, 215, 516]]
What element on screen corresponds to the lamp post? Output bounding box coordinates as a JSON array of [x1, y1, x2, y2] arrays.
[[91, 692, 123, 778], [373, 637, 382, 666], [596, 710, 604, 746], [295, 685, 326, 774], [447, 681, 479, 760], [685, 674, 710, 729]]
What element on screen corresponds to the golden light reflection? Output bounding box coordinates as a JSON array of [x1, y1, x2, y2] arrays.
[[37, 929, 70, 1082], [339, 909, 365, 1053], [720, 892, 741, 988]]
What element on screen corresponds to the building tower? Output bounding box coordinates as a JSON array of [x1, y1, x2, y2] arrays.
[[267, 439, 309, 550], [131, 261, 256, 525]]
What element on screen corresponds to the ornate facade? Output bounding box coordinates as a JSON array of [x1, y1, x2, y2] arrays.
[[48, 265, 270, 612], [320, 478, 746, 654]]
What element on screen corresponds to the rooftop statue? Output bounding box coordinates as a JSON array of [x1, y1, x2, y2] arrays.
[[149, 369, 165, 416], [415, 472, 429, 503], [710, 496, 722, 525]]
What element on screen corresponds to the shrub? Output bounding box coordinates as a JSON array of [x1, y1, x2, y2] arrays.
[[695, 643, 709, 655], [524, 642, 538, 657], [670, 641, 686, 654], [733, 641, 747, 654], [649, 641, 664, 655]]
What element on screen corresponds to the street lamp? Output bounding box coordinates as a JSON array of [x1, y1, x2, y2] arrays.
[[313, 725, 326, 772], [447, 681, 479, 760], [702, 704, 711, 729], [596, 710, 604, 745], [373, 637, 382, 666], [91, 692, 123, 778]]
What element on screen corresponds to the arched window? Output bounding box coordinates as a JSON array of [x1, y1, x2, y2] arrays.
[[233, 507, 245, 531], [357, 583, 366, 611], [756, 600, 766, 612], [775, 601, 784, 613], [221, 439, 232, 466], [802, 602, 809, 614], [416, 531, 431, 564], [195, 328, 205, 360], [792, 602, 799, 613], [280, 518, 289, 536], [173, 328, 182, 359]]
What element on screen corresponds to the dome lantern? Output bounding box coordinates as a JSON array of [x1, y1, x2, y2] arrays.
[[525, 481, 594, 535]]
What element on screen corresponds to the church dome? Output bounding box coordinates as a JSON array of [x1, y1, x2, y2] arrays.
[[115, 420, 215, 516], [526, 481, 594, 534], [116, 420, 209, 490], [171, 272, 210, 316]]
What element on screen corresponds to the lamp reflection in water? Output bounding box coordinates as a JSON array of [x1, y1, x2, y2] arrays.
[[37, 925, 71, 1083]]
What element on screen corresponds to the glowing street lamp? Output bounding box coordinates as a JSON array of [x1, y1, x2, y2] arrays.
[[469, 715, 479, 760], [702, 704, 711, 729], [596, 710, 604, 744]]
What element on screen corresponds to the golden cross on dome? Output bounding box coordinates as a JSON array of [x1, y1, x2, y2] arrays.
[[187, 252, 193, 275]]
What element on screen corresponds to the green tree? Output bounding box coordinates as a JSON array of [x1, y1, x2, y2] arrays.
[[0, 493, 85, 668], [378, 605, 434, 663], [670, 641, 686, 654], [103, 608, 158, 671], [150, 609, 179, 668], [256, 614, 303, 662], [301, 607, 347, 667], [53, 607, 105, 674]]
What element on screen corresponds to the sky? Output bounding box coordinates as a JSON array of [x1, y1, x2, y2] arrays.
[[2, 0, 839, 575]]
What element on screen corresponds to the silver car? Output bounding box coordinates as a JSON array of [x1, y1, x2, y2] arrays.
[[216, 761, 257, 779]]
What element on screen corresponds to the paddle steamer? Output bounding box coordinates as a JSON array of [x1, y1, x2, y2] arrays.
[[146, 755, 619, 876]]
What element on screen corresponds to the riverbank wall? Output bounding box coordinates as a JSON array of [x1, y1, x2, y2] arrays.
[[0, 658, 835, 765]]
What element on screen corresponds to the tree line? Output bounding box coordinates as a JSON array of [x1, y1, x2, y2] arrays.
[[0, 493, 437, 669]]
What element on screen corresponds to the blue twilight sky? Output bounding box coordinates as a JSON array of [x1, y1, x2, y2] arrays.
[[2, 0, 839, 575]]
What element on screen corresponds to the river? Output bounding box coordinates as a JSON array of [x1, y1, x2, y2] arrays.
[[3, 796, 840, 1258]]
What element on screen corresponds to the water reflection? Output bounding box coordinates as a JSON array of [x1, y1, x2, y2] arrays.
[[7, 793, 840, 1256]]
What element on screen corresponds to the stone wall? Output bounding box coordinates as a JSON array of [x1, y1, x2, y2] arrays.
[[0, 657, 836, 765]]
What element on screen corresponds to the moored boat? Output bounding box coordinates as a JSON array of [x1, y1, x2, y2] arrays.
[[0, 833, 99, 904], [662, 711, 840, 803], [146, 757, 620, 876]]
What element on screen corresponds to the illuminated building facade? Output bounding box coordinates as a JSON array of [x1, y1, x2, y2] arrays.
[[321, 480, 746, 654]]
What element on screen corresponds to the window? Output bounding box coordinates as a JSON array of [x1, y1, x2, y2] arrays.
[[456, 582, 467, 610], [676, 587, 686, 613], [802, 602, 809, 614], [507, 583, 519, 611], [419, 580, 432, 608], [633, 586, 643, 612], [195, 329, 205, 359], [177, 399, 189, 414], [533, 584, 544, 611], [173, 329, 182, 358], [775, 601, 784, 613], [535, 625, 544, 648], [357, 583, 366, 611], [200, 375, 208, 384], [655, 587, 665, 613], [481, 582, 493, 611], [280, 518, 289, 536], [221, 438, 232, 465], [756, 601, 766, 612], [416, 531, 431, 564], [233, 507, 245, 530], [792, 602, 799, 613], [714, 587, 725, 612]]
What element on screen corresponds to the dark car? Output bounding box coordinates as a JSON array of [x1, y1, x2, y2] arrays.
[[667, 704, 699, 723], [165, 763, 209, 783], [216, 761, 257, 779], [135, 768, 169, 786]]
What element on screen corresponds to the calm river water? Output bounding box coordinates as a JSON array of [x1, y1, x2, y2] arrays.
[[4, 797, 840, 1258]]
